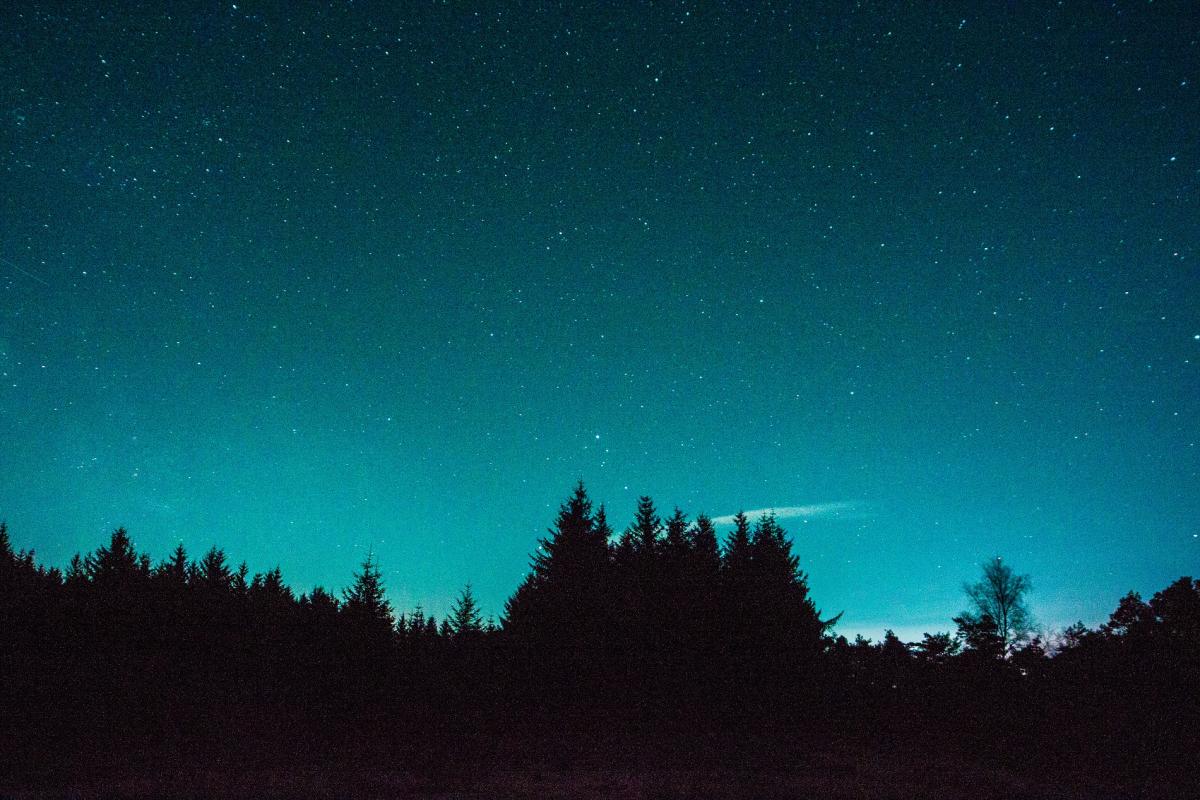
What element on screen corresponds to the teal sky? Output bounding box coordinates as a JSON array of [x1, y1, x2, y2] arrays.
[[2, 2, 1197, 639]]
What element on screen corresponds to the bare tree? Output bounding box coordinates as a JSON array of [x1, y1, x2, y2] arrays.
[[962, 557, 1033, 656]]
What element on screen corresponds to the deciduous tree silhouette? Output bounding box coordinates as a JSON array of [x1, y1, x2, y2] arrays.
[[953, 611, 1005, 661], [913, 631, 961, 665], [961, 557, 1033, 656]]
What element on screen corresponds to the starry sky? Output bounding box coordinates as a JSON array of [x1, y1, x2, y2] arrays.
[[2, 2, 1197, 639]]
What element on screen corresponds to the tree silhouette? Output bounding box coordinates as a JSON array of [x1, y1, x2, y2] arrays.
[[503, 481, 607, 635], [913, 631, 961, 665], [1148, 577, 1200, 643], [503, 482, 611, 708], [954, 611, 1005, 661], [1103, 590, 1153, 638], [0, 521, 33, 579], [0, 506, 1198, 792], [1055, 621, 1091, 654], [746, 513, 833, 683], [156, 543, 190, 587], [448, 584, 484, 637], [961, 557, 1033, 656], [662, 507, 690, 562], [84, 527, 150, 588], [194, 546, 233, 593], [721, 510, 753, 607], [342, 553, 394, 636], [682, 513, 722, 682], [688, 514, 721, 576]]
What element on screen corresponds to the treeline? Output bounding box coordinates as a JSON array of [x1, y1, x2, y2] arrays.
[[1, 483, 1197, 790]]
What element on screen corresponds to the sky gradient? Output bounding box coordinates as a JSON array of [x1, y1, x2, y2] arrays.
[[2, 2, 1197, 639]]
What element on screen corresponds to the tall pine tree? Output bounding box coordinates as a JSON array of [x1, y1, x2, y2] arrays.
[[448, 584, 484, 637], [503, 482, 611, 706]]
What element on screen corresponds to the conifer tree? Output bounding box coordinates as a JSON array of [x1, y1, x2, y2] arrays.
[[157, 543, 190, 587], [85, 528, 150, 587], [404, 604, 428, 640], [503, 481, 605, 630], [719, 513, 832, 697], [629, 495, 662, 557], [749, 513, 831, 640], [684, 514, 723, 672], [0, 522, 40, 593], [721, 511, 754, 628], [594, 505, 613, 547], [0, 522, 39, 607], [722, 512, 753, 575], [617, 496, 662, 612], [194, 546, 233, 592], [503, 483, 613, 706], [64, 553, 86, 586], [303, 586, 340, 616], [688, 514, 721, 578], [339, 554, 395, 701], [251, 566, 292, 603], [448, 584, 484, 637], [0, 521, 13, 571], [232, 561, 250, 596], [342, 553, 394, 633], [663, 507, 690, 561]]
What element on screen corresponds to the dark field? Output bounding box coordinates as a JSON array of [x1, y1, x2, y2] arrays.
[[5, 745, 1193, 800]]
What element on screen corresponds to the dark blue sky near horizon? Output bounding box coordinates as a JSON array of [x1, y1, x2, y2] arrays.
[[1, 2, 1197, 640]]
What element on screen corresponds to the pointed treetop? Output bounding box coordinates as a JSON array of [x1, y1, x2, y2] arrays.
[[195, 546, 232, 590], [691, 514, 718, 547], [751, 511, 786, 545], [343, 552, 393, 624], [689, 514, 721, 570], [664, 507, 689, 553], [160, 543, 190, 583], [0, 521, 38, 578], [448, 582, 484, 637], [594, 504, 613, 541], [723, 511, 753, 565], [553, 481, 594, 537], [629, 495, 662, 553], [66, 553, 86, 583], [86, 527, 150, 584], [233, 562, 250, 593], [251, 566, 292, 602], [304, 585, 340, 614]]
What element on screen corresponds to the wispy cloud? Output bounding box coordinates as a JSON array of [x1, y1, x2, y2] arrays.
[[710, 502, 858, 526]]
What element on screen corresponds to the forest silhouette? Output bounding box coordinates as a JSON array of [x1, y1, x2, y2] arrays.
[[1, 483, 1196, 794]]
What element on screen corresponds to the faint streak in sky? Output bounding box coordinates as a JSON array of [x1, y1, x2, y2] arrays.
[[1, 257, 50, 286], [711, 502, 859, 526]]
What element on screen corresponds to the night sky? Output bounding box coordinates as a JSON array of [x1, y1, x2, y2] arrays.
[[2, 2, 1197, 639]]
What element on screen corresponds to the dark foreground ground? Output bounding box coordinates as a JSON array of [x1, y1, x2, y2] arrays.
[[2, 754, 1191, 800]]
